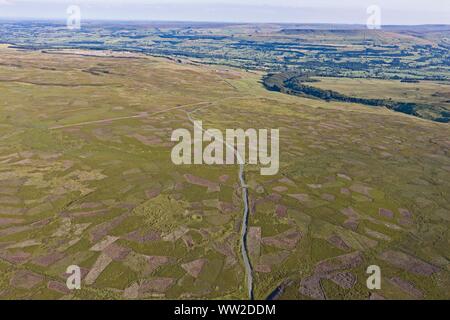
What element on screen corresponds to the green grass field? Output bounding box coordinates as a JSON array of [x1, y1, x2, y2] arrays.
[[0, 45, 449, 300]]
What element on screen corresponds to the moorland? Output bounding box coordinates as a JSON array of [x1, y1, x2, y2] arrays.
[[0, 21, 449, 300]]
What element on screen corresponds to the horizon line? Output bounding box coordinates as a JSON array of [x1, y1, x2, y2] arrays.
[[0, 17, 449, 27]]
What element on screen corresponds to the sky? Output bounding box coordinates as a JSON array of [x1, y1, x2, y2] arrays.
[[0, 0, 449, 25]]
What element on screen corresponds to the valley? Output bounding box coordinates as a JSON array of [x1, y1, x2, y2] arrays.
[[0, 21, 449, 300]]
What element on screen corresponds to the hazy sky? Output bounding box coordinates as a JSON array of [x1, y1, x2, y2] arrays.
[[0, 0, 449, 24]]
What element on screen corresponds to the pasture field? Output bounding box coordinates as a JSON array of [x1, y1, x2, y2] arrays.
[[309, 77, 450, 121], [2, 22, 449, 81], [0, 45, 449, 300], [310, 77, 450, 106]]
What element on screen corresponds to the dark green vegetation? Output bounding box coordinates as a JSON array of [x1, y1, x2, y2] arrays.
[[1, 21, 449, 80], [2, 21, 448, 124], [263, 72, 450, 122]]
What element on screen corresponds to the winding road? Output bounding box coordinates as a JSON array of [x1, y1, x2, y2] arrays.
[[186, 107, 254, 300], [239, 164, 254, 300], [51, 96, 255, 300]]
